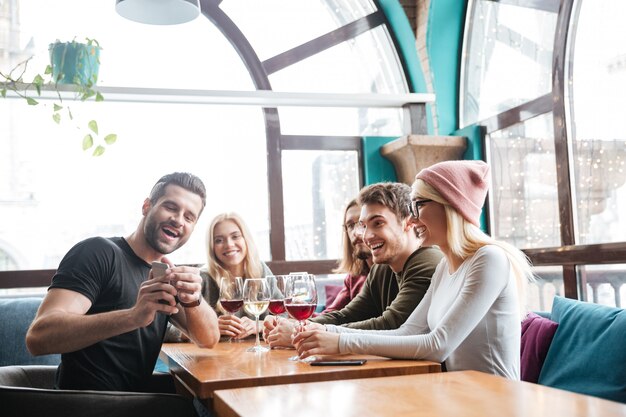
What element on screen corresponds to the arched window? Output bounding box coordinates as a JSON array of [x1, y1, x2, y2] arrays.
[[0, 0, 412, 271]]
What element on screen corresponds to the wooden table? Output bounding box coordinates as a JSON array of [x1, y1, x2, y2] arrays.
[[213, 370, 626, 417], [160, 341, 440, 407]]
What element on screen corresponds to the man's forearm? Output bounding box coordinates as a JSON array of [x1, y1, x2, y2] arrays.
[[27, 309, 138, 355], [179, 301, 220, 348]]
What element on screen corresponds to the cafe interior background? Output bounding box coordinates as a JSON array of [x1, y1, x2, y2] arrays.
[[1, 0, 625, 313]]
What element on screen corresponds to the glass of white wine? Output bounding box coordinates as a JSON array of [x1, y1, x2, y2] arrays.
[[243, 278, 271, 353]]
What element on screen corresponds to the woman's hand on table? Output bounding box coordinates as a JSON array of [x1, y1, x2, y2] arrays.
[[263, 317, 296, 348], [218, 315, 249, 338], [233, 316, 257, 339], [292, 329, 340, 359]]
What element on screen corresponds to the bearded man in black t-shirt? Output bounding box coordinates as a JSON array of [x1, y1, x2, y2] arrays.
[[26, 172, 220, 393]]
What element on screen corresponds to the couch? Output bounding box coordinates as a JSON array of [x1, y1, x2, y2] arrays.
[[0, 297, 60, 366], [521, 296, 626, 403], [0, 297, 198, 416]]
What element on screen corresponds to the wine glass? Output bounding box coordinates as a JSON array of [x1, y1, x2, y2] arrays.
[[243, 278, 271, 353], [267, 275, 288, 318], [284, 273, 317, 360], [219, 277, 244, 342]]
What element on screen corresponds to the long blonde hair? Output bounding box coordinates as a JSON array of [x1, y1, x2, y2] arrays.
[[206, 212, 264, 283], [333, 199, 369, 276], [412, 179, 534, 318]]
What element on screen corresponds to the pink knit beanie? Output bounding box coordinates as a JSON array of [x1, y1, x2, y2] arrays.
[[415, 160, 490, 226]]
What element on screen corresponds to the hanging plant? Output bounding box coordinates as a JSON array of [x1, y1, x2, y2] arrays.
[[0, 37, 117, 156]]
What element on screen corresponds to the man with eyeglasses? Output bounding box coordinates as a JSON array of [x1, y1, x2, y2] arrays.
[[264, 182, 442, 347]]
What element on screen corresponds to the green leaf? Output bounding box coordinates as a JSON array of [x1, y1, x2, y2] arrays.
[[81, 90, 95, 101], [88, 120, 98, 134], [33, 75, 43, 96], [92, 145, 105, 157], [26, 97, 39, 106], [44, 65, 52, 75], [104, 134, 117, 145], [1, 89, 5, 98], [95, 92, 104, 102], [82, 134, 93, 150], [53, 104, 63, 112], [52, 113, 61, 124]]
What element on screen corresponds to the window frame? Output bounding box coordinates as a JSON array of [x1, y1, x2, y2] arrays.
[[0, 0, 420, 283], [468, 0, 626, 302]]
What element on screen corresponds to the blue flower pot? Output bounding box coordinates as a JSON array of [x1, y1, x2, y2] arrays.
[[48, 42, 100, 86]]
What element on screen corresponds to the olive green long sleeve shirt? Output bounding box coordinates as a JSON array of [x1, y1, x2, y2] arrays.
[[311, 247, 443, 330]]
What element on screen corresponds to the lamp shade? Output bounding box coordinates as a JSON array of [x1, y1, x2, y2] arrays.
[[116, 0, 200, 25]]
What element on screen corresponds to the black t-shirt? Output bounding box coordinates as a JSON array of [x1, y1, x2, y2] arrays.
[[50, 236, 169, 392]]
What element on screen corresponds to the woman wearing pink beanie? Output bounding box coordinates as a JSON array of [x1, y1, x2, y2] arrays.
[[293, 160, 533, 380]]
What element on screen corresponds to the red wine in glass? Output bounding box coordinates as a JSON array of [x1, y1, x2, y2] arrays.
[[221, 299, 243, 314], [284, 303, 316, 321], [219, 277, 244, 342], [268, 300, 286, 315]]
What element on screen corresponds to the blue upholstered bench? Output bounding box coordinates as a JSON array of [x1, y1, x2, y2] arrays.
[[533, 296, 626, 403], [0, 297, 60, 366]]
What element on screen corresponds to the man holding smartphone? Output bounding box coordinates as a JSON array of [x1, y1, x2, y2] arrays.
[[26, 172, 220, 394]]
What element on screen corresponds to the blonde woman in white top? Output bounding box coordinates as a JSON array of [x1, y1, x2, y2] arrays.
[[293, 160, 533, 379]]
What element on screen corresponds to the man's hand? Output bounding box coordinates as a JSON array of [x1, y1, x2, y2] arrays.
[[292, 329, 340, 360], [132, 260, 179, 327], [166, 260, 202, 306]]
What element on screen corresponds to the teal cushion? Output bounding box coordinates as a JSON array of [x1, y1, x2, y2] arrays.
[[0, 297, 61, 366], [538, 296, 626, 403]]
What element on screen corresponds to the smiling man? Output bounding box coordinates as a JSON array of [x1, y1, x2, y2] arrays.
[[26, 173, 220, 393], [264, 182, 442, 347]]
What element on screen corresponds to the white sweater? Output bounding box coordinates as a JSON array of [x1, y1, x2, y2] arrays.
[[329, 245, 521, 379]]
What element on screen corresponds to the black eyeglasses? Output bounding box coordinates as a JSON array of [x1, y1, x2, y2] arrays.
[[408, 199, 433, 219]]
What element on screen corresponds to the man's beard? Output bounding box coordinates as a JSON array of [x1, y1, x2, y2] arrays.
[[353, 244, 371, 261], [144, 217, 183, 255]]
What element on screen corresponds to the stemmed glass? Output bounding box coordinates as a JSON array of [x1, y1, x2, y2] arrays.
[[267, 275, 288, 318], [219, 277, 244, 342], [284, 273, 317, 360], [243, 278, 271, 353]]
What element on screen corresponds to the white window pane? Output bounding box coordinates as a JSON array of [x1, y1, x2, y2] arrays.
[[0, 100, 270, 269], [569, 0, 626, 245], [488, 113, 560, 249], [278, 106, 403, 136], [461, 1, 556, 126], [282, 150, 359, 260], [528, 266, 564, 312], [9, 1, 253, 90], [578, 264, 626, 309], [222, 0, 376, 62], [269, 26, 407, 95]]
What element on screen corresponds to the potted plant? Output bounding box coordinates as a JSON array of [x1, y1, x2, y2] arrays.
[[0, 37, 116, 156]]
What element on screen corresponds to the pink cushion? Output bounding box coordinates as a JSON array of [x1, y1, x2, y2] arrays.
[[521, 312, 558, 383], [324, 284, 343, 307]]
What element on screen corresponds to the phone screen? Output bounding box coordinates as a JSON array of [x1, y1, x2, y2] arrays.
[[310, 360, 367, 366]]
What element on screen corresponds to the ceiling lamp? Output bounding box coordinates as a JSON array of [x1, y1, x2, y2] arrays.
[[116, 0, 200, 25]]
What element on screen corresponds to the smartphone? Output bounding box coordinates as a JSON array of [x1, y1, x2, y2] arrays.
[[152, 261, 178, 305], [152, 261, 168, 279], [310, 359, 367, 366]]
